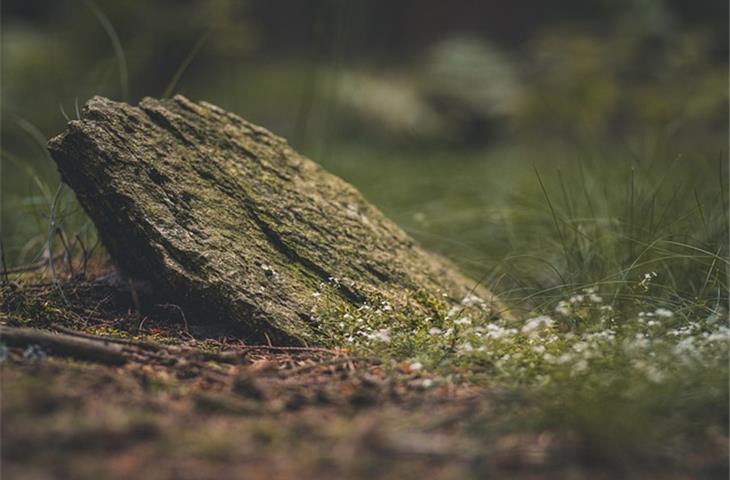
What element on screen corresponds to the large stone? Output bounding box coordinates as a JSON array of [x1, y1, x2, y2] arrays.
[[48, 96, 505, 345]]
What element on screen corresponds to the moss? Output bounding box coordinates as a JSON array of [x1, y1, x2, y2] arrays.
[[1, 285, 85, 329], [48, 95, 507, 346]]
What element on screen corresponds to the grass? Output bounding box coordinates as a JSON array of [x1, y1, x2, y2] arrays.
[[2, 100, 727, 466], [301, 136, 729, 463], [1, 4, 727, 476], [0, 12, 726, 468]]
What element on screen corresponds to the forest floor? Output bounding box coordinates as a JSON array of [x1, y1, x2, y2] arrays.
[[1, 265, 727, 480]]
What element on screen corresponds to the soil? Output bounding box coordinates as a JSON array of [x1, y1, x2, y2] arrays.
[[1, 265, 726, 479]]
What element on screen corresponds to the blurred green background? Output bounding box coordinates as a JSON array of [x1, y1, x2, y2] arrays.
[[1, 0, 728, 312]]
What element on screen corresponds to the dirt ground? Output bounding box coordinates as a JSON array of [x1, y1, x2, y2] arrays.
[[1, 269, 726, 479]]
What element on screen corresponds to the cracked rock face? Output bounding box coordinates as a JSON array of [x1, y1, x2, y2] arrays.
[[48, 95, 504, 345]]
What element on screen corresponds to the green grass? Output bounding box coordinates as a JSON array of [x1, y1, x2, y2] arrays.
[[297, 136, 728, 463], [3, 119, 727, 473], [0, 21, 726, 466], [1, 3, 727, 474]]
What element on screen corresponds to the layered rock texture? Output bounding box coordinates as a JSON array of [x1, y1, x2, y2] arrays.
[[48, 96, 504, 344]]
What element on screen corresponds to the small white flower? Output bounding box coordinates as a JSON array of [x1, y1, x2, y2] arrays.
[[522, 315, 554, 336], [569, 295, 584, 304], [462, 294, 485, 306], [484, 324, 518, 340], [633, 360, 665, 383], [555, 301, 571, 316], [654, 308, 674, 318], [409, 361, 423, 371], [707, 328, 730, 342], [454, 317, 471, 326], [369, 328, 391, 344], [572, 359, 589, 374], [428, 327, 443, 335], [640, 272, 658, 288], [557, 353, 573, 364]]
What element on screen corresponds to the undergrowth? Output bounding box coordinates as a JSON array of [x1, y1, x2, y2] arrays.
[[309, 147, 729, 458]]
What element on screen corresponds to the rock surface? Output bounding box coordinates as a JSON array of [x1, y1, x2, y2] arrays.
[[48, 95, 504, 344]]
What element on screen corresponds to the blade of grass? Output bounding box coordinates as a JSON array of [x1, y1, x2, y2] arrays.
[[47, 184, 69, 305], [534, 165, 571, 277], [83, 0, 129, 100], [162, 31, 210, 99]]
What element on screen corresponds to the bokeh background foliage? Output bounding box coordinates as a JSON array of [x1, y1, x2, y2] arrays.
[[1, 0, 729, 467], [1, 0, 727, 312]]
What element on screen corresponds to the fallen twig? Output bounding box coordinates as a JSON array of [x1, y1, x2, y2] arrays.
[[0, 325, 128, 366]]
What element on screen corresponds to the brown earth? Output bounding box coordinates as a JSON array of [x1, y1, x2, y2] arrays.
[[1, 265, 726, 479]]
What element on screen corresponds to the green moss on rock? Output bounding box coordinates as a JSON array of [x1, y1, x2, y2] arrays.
[[48, 95, 507, 345]]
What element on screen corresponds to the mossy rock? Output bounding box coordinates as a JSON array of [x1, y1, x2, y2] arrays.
[[48, 95, 506, 345]]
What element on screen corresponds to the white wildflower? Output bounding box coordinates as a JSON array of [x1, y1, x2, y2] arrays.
[[571, 359, 589, 374], [369, 328, 391, 344], [674, 337, 697, 356], [633, 360, 665, 383], [569, 295, 584, 304], [706, 326, 730, 342], [639, 271, 657, 289], [557, 353, 574, 364], [654, 308, 674, 318], [485, 324, 517, 340], [409, 361, 423, 371], [462, 294, 485, 306], [555, 300, 571, 316], [522, 316, 554, 336]]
